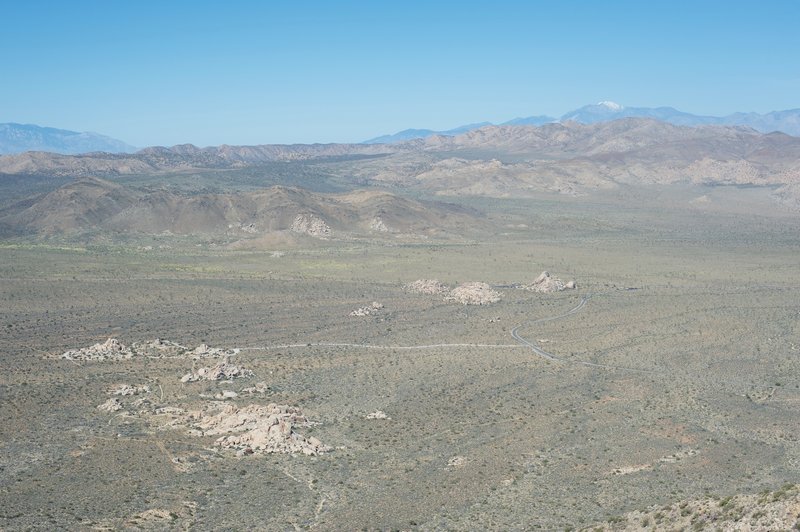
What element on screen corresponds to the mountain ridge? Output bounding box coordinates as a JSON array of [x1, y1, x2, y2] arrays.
[[0, 123, 137, 155], [0, 177, 482, 239], [3, 118, 800, 208], [363, 102, 800, 143]]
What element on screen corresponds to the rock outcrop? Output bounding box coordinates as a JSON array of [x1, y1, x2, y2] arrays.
[[585, 483, 800, 531], [190, 343, 240, 358], [369, 217, 390, 232], [109, 384, 151, 396], [62, 338, 133, 361], [194, 403, 331, 456], [521, 271, 576, 293], [404, 279, 450, 295], [290, 213, 331, 238], [349, 301, 384, 317], [61, 338, 237, 361], [445, 282, 501, 305], [180, 361, 254, 382], [97, 398, 123, 412]]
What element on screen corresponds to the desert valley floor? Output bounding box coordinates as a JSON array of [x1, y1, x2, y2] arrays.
[[1, 183, 799, 530]]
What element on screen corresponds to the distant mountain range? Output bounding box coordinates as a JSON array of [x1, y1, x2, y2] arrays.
[[4, 118, 799, 194], [363, 102, 800, 143], [0, 123, 136, 155], [3, 118, 800, 220], [0, 177, 482, 239]]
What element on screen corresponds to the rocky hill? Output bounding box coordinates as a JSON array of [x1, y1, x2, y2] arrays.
[[0, 142, 395, 178], [3, 119, 800, 207], [345, 119, 800, 198], [0, 177, 481, 238]]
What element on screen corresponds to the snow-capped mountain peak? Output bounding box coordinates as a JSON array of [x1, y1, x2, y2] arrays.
[[597, 101, 624, 111]]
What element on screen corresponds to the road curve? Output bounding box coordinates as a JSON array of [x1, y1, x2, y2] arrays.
[[237, 292, 655, 374], [510, 294, 590, 361], [511, 293, 657, 374]]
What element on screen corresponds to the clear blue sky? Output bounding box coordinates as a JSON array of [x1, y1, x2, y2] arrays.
[[2, 1, 798, 147]]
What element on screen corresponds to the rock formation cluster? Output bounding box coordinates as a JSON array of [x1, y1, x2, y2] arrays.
[[290, 213, 331, 238], [61, 338, 238, 361], [404, 279, 450, 295], [445, 282, 502, 305], [180, 361, 254, 382], [349, 301, 384, 316], [520, 271, 576, 293], [195, 403, 331, 456]]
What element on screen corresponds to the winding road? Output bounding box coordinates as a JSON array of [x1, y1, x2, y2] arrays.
[[511, 293, 657, 374], [510, 294, 590, 361], [240, 292, 656, 374]]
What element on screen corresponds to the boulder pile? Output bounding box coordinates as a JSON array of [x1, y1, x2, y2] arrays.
[[404, 279, 450, 295], [109, 384, 151, 396], [194, 403, 331, 456], [369, 217, 390, 232], [62, 338, 133, 361], [520, 271, 576, 293], [97, 397, 123, 412], [290, 213, 331, 238], [445, 282, 501, 305], [241, 381, 270, 394], [181, 361, 254, 382], [92, 379, 331, 457], [349, 301, 384, 317], [61, 338, 237, 361], [190, 343, 240, 358]]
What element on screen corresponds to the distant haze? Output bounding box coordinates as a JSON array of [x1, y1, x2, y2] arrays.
[[0, 123, 136, 155], [5, 102, 800, 156], [364, 103, 800, 143]]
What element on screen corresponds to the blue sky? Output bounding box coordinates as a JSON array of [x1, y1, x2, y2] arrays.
[[2, 1, 799, 147]]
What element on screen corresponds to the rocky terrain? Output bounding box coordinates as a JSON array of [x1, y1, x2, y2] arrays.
[[62, 336, 332, 458], [0, 141, 392, 176], [1, 117, 799, 530], [61, 337, 238, 361], [444, 282, 502, 305], [194, 403, 331, 456], [2, 120, 800, 205], [179, 361, 254, 382], [290, 213, 332, 238], [349, 301, 384, 317], [0, 178, 482, 239], [584, 483, 800, 531], [521, 271, 577, 293]]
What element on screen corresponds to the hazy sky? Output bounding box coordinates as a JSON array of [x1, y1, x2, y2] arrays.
[[2, 1, 799, 147]]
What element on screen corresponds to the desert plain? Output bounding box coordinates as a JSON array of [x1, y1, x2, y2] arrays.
[[1, 122, 799, 530]]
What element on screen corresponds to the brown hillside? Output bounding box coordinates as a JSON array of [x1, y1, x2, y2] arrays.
[[0, 178, 482, 237]]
